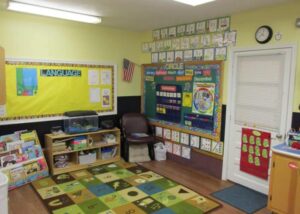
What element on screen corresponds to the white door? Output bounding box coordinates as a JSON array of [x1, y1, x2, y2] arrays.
[[223, 46, 296, 194]]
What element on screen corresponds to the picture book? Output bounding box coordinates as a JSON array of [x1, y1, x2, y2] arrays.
[[0, 133, 19, 143], [10, 166, 26, 186], [20, 131, 36, 141], [0, 154, 17, 167], [6, 140, 24, 152]]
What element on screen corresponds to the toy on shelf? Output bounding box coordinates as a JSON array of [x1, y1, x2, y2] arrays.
[[287, 130, 300, 150]]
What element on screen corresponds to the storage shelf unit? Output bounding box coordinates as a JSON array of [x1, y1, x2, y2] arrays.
[[45, 128, 120, 175], [0, 130, 49, 190]]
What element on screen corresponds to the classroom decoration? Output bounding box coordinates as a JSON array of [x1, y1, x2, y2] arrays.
[[123, 58, 135, 82], [154, 126, 224, 159], [142, 16, 237, 63], [143, 61, 223, 141], [32, 162, 220, 213], [1, 60, 116, 122], [240, 128, 271, 180], [0, 130, 49, 190]]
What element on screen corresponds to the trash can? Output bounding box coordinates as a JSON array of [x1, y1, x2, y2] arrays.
[[0, 172, 8, 214], [154, 142, 167, 161]]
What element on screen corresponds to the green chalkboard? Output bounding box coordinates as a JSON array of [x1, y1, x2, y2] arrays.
[[142, 61, 223, 141]]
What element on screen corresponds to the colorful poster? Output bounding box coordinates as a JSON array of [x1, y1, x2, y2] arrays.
[[183, 93, 192, 107], [102, 89, 111, 107], [16, 68, 37, 96], [240, 128, 271, 180], [192, 83, 215, 116]]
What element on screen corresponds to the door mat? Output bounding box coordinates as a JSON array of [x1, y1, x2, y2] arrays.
[[211, 184, 267, 214], [32, 162, 220, 214]]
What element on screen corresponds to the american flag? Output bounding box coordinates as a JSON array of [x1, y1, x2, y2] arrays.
[[123, 58, 135, 82]]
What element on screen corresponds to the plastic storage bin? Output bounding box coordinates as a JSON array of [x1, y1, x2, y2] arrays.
[[64, 115, 99, 134], [78, 152, 96, 164], [0, 172, 8, 214], [154, 142, 167, 161]]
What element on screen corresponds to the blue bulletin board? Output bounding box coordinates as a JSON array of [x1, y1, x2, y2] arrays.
[[142, 61, 223, 141]]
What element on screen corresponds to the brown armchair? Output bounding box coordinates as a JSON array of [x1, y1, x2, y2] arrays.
[[121, 113, 155, 162]]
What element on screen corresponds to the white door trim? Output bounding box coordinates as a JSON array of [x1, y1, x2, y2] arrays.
[[222, 44, 297, 181]]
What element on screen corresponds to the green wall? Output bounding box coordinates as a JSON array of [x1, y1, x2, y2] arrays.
[[0, 11, 143, 97]]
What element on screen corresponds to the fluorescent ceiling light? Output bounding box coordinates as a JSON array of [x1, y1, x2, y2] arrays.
[[7, 1, 101, 24], [173, 0, 215, 6]]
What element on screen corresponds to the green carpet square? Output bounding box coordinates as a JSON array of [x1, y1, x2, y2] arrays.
[[152, 178, 178, 190], [58, 180, 86, 193], [152, 191, 183, 206], [52, 204, 84, 214], [99, 192, 128, 208], [170, 201, 204, 214], [111, 169, 135, 179], [78, 198, 109, 214], [79, 176, 102, 187]]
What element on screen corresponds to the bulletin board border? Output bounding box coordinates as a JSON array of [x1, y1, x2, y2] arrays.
[[141, 60, 223, 142], [0, 59, 117, 125]]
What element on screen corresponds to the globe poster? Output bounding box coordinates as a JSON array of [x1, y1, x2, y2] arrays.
[[192, 82, 215, 116]]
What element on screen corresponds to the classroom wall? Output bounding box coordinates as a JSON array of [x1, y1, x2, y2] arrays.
[[141, 0, 300, 112], [0, 10, 143, 97]]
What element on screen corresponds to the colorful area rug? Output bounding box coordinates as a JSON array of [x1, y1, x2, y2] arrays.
[[32, 162, 220, 214]]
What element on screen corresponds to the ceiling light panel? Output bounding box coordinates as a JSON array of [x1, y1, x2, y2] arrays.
[[7, 1, 101, 24], [173, 0, 215, 6]]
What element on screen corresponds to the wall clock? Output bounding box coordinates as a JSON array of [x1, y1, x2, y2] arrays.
[[255, 25, 273, 44]]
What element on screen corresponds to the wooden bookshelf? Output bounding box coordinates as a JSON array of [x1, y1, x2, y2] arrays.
[[45, 128, 121, 175]]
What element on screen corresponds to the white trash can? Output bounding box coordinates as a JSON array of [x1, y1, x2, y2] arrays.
[[154, 142, 167, 161], [0, 172, 8, 214]]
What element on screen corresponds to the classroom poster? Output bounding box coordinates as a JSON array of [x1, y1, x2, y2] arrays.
[[240, 128, 271, 180], [16, 68, 38, 96], [192, 83, 215, 116]]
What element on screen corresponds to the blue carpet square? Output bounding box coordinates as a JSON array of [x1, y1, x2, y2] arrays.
[[211, 184, 267, 214], [137, 182, 163, 195], [87, 184, 115, 197], [152, 207, 176, 214]]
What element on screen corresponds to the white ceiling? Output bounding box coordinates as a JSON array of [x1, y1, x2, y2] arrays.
[[3, 0, 294, 31]]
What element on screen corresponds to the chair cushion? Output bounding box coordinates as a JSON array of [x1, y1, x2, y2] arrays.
[[127, 135, 155, 144]]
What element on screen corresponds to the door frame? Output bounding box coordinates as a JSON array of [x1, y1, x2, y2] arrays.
[[222, 44, 297, 181]]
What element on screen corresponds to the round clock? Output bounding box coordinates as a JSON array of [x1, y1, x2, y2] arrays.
[[255, 25, 273, 44]]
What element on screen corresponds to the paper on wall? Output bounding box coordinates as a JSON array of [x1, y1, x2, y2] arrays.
[[88, 69, 100, 85], [89, 88, 100, 103], [102, 89, 111, 107], [101, 70, 112, 85]]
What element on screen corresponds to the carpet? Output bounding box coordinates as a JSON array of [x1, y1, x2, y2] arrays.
[[211, 184, 268, 214], [32, 162, 220, 214]]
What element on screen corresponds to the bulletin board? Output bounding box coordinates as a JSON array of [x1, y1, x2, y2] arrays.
[[0, 59, 117, 123], [142, 61, 223, 141]]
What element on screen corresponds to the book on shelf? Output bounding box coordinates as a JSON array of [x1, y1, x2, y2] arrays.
[[6, 140, 24, 152]]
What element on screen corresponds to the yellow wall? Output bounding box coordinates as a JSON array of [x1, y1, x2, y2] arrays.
[[1, 1, 300, 111], [231, 1, 300, 112], [0, 11, 143, 97], [141, 1, 300, 112]]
